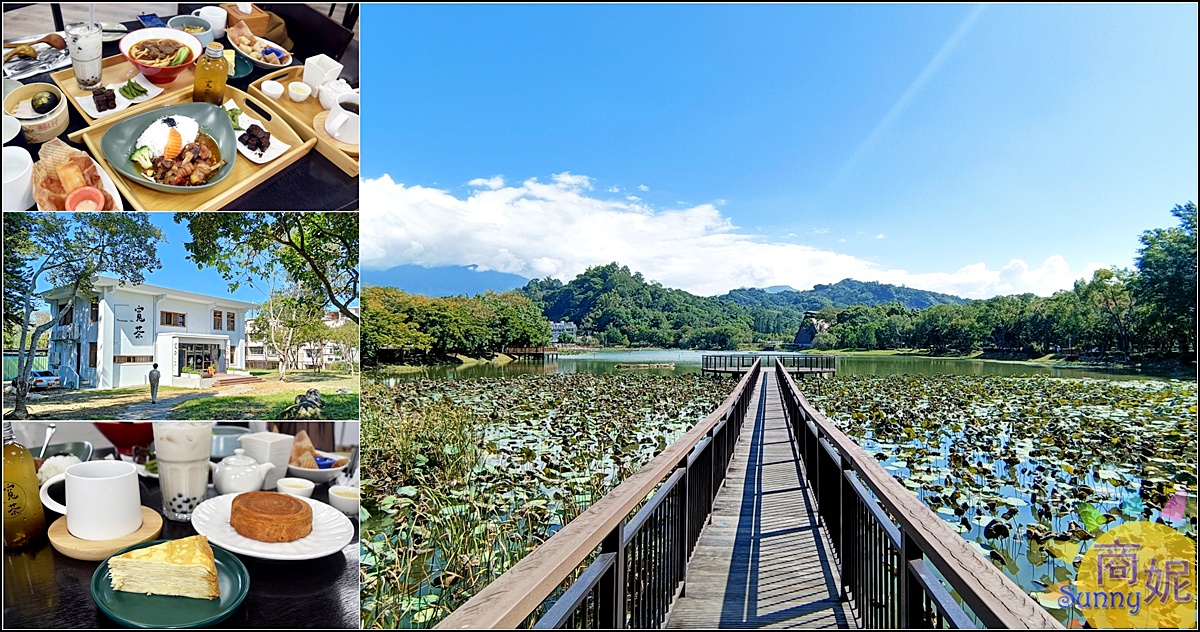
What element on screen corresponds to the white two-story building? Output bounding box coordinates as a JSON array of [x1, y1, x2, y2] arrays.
[[43, 275, 257, 390], [245, 307, 360, 370]]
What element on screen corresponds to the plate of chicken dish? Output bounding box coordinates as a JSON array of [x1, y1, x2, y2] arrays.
[[99, 102, 237, 193]]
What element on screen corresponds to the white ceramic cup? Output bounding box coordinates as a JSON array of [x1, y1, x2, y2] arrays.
[[287, 81, 311, 102], [3, 113, 21, 144], [261, 80, 284, 100], [2, 146, 35, 211], [324, 92, 359, 145], [192, 6, 228, 39], [275, 477, 315, 498], [39, 460, 142, 541]]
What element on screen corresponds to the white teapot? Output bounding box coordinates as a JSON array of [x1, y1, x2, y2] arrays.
[[319, 79, 358, 111], [212, 449, 276, 495]]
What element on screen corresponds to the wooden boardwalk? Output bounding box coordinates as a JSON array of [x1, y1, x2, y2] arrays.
[[668, 370, 851, 629]]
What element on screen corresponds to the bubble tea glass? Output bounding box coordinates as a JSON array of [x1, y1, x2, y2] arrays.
[[65, 22, 103, 91], [153, 422, 212, 521]]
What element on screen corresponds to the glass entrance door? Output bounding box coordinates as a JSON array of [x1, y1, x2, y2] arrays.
[[180, 343, 221, 373]]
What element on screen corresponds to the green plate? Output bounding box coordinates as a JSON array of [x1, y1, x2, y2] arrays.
[[99, 102, 238, 194], [91, 539, 249, 628], [230, 54, 254, 80]]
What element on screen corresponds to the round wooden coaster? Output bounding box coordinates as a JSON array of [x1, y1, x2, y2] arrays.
[[312, 110, 360, 156], [47, 506, 164, 561]]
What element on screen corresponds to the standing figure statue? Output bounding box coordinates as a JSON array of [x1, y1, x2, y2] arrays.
[[148, 363, 161, 404]]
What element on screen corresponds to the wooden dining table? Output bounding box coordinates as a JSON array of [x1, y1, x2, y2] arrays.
[[3, 8, 359, 211], [1, 447, 360, 629]]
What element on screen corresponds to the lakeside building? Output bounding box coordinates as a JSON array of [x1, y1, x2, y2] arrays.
[[42, 276, 256, 389], [245, 307, 360, 370], [550, 320, 578, 343]]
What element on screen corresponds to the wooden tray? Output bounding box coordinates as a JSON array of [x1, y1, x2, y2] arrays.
[[47, 506, 163, 561], [77, 86, 316, 211], [248, 66, 358, 177], [51, 54, 196, 139]]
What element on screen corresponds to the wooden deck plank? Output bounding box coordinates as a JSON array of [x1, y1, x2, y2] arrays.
[[667, 370, 851, 629]]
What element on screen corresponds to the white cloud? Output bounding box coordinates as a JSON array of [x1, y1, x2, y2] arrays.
[[361, 173, 1101, 299], [552, 172, 592, 190], [626, 195, 641, 202], [607, 186, 620, 193], [638, 184, 650, 192], [876, 233, 885, 239], [812, 227, 830, 235], [467, 175, 505, 190]]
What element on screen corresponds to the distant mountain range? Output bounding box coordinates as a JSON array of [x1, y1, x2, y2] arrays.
[[362, 265, 529, 297], [366, 265, 968, 314], [719, 279, 968, 311]]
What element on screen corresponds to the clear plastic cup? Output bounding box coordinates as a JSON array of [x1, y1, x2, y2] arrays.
[[64, 22, 103, 91], [152, 422, 213, 521]]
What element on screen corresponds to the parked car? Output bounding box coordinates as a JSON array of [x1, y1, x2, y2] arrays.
[[28, 370, 61, 390]]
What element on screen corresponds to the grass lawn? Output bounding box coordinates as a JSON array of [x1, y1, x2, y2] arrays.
[[2, 385, 195, 420], [168, 370, 360, 419], [168, 392, 359, 420]]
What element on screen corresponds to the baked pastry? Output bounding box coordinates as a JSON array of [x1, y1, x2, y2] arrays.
[[108, 535, 220, 599], [230, 491, 313, 542], [289, 429, 316, 465]]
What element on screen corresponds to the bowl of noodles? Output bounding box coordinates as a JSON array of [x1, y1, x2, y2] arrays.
[[119, 27, 203, 85]]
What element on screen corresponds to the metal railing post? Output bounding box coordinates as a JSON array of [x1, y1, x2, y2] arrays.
[[899, 533, 924, 628], [599, 522, 626, 628]]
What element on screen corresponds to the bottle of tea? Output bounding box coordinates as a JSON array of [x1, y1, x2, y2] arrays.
[[192, 42, 229, 105], [3, 422, 47, 548]]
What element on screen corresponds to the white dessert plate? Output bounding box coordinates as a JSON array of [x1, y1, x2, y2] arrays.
[[191, 492, 353, 561]]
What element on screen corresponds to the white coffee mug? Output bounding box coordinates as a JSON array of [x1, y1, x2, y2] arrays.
[[2, 146, 34, 211], [39, 460, 142, 541], [192, 6, 228, 39], [324, 92, 359, 145]]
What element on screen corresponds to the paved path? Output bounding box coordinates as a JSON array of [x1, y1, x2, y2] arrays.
[[668, 370, 851, 629], [114, 391, 216, 420]]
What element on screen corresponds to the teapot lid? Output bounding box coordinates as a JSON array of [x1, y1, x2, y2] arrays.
[[221, 448, 258, 466]]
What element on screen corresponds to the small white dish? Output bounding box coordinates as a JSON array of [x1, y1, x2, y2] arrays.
[[327, 485, 358, 515], [286, 450, 349, 484], [287, 81, 311, 102], [275, 476, 314, 498], [261, 80, 284, 100], [192, 492, 354, 561], [135, 461, 160, 479], [222, 99, 290, 164]]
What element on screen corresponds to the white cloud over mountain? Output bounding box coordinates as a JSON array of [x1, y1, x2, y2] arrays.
[[361, 173, 1104, 299]]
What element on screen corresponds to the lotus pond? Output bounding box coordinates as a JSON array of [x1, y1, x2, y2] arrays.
[[801, 374, 1198, 625], [359, 373, 734, 628]]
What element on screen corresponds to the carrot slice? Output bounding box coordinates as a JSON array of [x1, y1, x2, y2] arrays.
[[164, 128, 182, 159]]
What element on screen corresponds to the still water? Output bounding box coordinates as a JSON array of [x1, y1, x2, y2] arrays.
[[371, 349, 1189, 384]]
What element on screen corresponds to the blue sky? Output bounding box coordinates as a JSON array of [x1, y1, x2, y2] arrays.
[[361, 3, 1198, 298]]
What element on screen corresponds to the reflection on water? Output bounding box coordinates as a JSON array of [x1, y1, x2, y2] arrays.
[[370, 350, 1186, 385]]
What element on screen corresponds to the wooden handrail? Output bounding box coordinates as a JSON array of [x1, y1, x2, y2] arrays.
[[775, 359, 1062, 629], [436, 361, 761, 629]]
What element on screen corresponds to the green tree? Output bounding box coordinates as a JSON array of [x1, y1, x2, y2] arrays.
[[251, 278, 326, 381], [361, 287, 433, 364], [174, 212, 359, 323], [1134, 202, 1196, 356], [5, 213, 163, 418], [328, 319, 360, 374]]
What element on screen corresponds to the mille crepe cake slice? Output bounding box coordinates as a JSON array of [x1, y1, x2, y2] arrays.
[[108, 535, 220, 599]]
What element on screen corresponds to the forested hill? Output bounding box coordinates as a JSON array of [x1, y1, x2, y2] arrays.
[[719, 279, 968, 311], [519, 263, 968, 348]]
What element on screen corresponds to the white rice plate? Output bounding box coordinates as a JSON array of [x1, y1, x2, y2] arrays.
[[37, 454, 81, 485], [134, 115, 199, 159]]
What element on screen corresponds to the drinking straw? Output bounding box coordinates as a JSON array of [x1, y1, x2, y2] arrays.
[[88, 4, 95, 29]]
